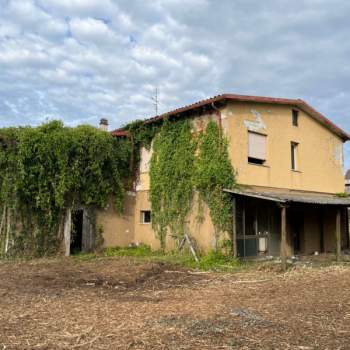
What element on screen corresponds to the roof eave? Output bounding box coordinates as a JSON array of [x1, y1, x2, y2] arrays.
[[110, 93, 350, 141]]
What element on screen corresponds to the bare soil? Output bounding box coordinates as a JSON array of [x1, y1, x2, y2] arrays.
[[1, 257, 350, 349]]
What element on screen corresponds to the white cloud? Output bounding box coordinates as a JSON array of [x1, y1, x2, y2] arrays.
[[0, 0, 349, 167], [69, 17, 127, 47]]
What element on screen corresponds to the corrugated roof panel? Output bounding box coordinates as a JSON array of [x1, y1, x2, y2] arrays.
[[224, 188, 350, 206]]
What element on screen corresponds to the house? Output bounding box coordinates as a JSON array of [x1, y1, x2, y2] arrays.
[[96, 93, 350, 260]]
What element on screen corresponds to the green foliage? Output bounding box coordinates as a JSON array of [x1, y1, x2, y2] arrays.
[[197, 251, 240, 271], [148, 119, 236, 249], [0, 121, 131, 257], [195, 121, 236, 234], [99, 245, 241, 271], [124, 119, 160, 151], [123, 120, 161, 185], [103, 244, 155, 257], [336, 192, 349, 198], [149, 119, 197, 248]]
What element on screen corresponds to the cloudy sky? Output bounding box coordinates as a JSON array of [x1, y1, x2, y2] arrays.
[[0, 0, 350, 167]]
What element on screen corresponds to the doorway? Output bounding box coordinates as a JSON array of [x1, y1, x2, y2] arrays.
[[290, 207, 303, 255], [70, 209, 83, 254]]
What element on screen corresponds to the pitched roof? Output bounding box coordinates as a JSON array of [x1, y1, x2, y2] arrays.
[[111, 93, 350, 141]]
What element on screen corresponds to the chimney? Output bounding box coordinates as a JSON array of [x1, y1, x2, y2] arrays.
[[99, 118, 108, 131]]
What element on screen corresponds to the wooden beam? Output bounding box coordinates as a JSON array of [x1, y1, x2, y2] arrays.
[[223, 189, 286, 203], [63, 208, 72, 257], [5, 207, 10, 254], [336, 207, 341, 262], [280, 205, 287, 270], [232, 197, 237, 258], [319, 206, 324, 253], [346, 207, 350, 249], [242, 199, 246, 257]]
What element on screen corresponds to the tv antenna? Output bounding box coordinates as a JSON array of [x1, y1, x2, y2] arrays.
[[151, 87, 159, 116]]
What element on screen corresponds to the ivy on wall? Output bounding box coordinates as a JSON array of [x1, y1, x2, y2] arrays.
[[195, 121, 236, 236], [149, 118, 236, 249], [123, 120, 161, 188], [149, 119, 196, 249], [0, 121, 130, 257], [0, 116, 236, 256]]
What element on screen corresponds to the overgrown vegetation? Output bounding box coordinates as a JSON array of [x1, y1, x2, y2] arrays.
[[336, 192, 349, 198], [149, 119, 236, 250], [195, 122, 236, 237], [123, 120, 161, 183], [150, 119, 197, 248], [0, 121, 130, 257], [0, 114, 236, 258], [76, 245, 241, 272]]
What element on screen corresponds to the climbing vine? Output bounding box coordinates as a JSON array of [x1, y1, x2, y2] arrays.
[[149, 118, 236, 249], [0, 116, 236, 256], [123, 120, 161, 186], [0, 121, 131, 257], [195, 121, 236, 236], [149, 119, 196, 248]]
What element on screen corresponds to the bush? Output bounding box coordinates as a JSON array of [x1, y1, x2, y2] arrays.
[[103, 244, 154, 257], [198, 251, 240, 271]]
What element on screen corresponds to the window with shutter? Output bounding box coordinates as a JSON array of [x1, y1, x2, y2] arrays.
[[248, 132, 267, 165]]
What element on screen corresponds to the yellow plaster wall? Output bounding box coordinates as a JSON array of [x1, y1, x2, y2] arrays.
[[96, 193, 135, 248], [133, 190, 216, 252], [133, 190, 161, 250], [222, 102, 344, 193]]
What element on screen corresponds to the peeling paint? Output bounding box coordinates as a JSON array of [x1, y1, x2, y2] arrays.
[[140, 147, 152, 173], [244, 109, 266, 132], [333, 144, 343, 166]]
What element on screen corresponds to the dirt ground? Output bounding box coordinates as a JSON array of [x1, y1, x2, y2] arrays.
[[1, 257, 350, 349]]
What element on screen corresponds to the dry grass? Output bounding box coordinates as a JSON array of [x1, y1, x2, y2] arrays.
[[1, 256, 350, 349]]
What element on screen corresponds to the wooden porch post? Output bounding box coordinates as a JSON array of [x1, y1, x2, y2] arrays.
[[280, 204, 287, 270], [63, 208, 72, 257], [336, 207, 341, 262], [232, 196, 237, 258], [346, 207, 350, 249]]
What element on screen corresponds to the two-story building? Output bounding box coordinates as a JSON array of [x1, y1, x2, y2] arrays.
[[97, 94, 350, 260]]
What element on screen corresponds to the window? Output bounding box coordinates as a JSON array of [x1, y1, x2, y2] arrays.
[[248, 131, 267, 165], [292, 109, 299, 126], [140, 210, 151, 223], [291, 142, 298, 170]]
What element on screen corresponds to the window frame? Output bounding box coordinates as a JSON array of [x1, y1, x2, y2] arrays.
[[140, 210, 151, 224], [292, 109, 299, 127], [247, 131, 267, 165], [291, 141, 299, 170]]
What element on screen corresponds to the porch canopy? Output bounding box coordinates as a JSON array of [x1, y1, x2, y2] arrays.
[[223, 187, 350, 206], [224, 187, 350, 265]]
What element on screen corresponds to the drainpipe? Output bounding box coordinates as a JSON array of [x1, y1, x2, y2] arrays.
[[211, 102, 222, 134]]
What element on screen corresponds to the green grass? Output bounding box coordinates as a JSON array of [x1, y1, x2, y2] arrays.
[[74, 245, 243, 272]]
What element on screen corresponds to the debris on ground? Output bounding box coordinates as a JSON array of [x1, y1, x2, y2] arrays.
[[1, 257, 350, 349]]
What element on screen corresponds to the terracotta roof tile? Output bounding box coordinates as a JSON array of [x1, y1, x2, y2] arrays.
[[111, 93, 350, 141]]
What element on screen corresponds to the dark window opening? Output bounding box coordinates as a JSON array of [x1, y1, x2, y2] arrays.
[[292, 110, 299, 126], [291, 142, 298, 170], [141, 210, 151, 223], [71, 209, 83, 254], [248, 157, 265, 165]]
